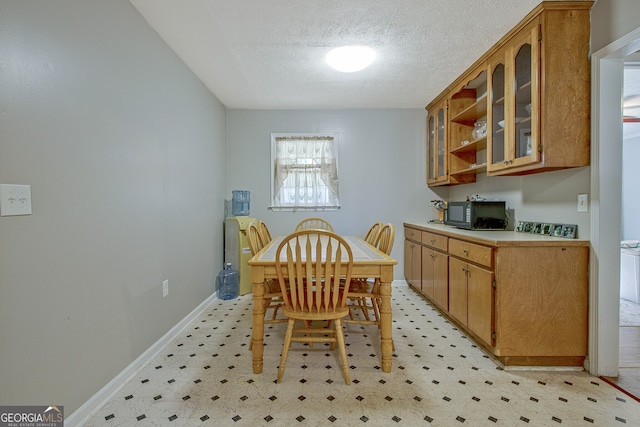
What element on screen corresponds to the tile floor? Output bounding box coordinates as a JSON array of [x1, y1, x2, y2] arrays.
[[85, 286, 640, 426]]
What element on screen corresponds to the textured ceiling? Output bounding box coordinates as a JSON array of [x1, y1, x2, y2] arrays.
[[130, 0, 585, 110]]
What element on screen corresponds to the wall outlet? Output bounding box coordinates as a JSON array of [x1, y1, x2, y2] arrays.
[[577, 193, 589, 213], [163, 280, 169, 297]]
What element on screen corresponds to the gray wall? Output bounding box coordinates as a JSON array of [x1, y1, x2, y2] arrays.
[[226, 109, 442, 276], [448, 168, 591, 238], [0, 0, 227, 412], [591, 0, 640, 53]]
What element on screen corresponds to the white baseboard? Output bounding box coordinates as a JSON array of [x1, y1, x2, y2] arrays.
[[66, 293, 218, 426]]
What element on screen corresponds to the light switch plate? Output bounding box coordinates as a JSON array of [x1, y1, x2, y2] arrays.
[[577, 193, 588, 213], [163, 280, 169, 297], [0, 184, 32, 216]]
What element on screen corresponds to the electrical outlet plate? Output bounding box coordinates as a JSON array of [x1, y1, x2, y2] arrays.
[[0, 184, 32, 216]]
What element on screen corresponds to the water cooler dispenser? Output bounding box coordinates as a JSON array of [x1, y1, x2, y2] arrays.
[[224, 215, 256, 295]]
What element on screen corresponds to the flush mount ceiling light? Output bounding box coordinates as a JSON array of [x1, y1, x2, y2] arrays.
[[325, 46, 376, 73]]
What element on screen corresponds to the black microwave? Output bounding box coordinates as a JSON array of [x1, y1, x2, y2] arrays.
[[445, 201, 507, 230]]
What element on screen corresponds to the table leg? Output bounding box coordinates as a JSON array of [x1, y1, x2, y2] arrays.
[[251, 269, 266, 374], [379, 272, 393, 373]]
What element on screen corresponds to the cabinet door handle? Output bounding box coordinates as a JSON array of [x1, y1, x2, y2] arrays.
[[463, 248, 468, 254], [430, 239, 435, 244]]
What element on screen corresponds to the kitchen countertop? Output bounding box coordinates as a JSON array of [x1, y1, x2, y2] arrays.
[[404, 221, 590, 247]]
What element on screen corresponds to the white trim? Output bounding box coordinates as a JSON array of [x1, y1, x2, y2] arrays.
[[589, 26, 640, 377], [65, 293, 218, 426]]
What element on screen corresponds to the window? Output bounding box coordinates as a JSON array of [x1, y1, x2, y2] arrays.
[[270, 133, 340, 210]]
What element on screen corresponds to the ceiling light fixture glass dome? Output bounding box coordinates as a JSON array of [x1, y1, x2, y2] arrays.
[[326, 46, 376, 72]]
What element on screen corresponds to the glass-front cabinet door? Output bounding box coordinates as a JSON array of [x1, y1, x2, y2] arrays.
[[487, 20, 540, 175], [488, 58, 505, 170], [427, 100, 448, 186]]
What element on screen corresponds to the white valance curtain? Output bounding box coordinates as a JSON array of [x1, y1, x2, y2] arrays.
[[273, 135, 339, 208]]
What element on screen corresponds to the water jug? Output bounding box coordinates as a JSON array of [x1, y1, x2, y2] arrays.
[[217, 263, 239, 300], [232, 190, 250, 216]]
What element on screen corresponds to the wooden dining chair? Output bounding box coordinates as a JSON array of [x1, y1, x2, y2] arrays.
[[247, 223, 285, 350], [294, 217, 334, 232], [258, 220, 272, 245], [275, 229, 353, 384], [364, 222, 383, 246], [247, 222, 265, 256], [346, 223, 395, 326]]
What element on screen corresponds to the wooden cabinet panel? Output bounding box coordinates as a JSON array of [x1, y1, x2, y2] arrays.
[[432, 251, 449, 310], [423, 248, 449, 310], [422, 249, 434, 299], [467, 264, 494, 346], [450, 257, 494, 347], [449, 238, 493, 268], [404, 238, 421, 289], [494, 246, 588, 357], [421, 231, 448, 252], [405, 226, 421, 243], [448, 257, 468, 325]]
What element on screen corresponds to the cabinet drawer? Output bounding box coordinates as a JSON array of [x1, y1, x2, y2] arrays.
[[421, 231, 448, 252], [404, 226, 421, 243], [449, 238, 493, 269]]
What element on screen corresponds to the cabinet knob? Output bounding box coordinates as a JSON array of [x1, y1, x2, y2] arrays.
[[430, 239, 435, 244]]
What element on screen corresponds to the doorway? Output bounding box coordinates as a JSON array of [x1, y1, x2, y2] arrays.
[[591, 27, 640, 386], [608, 60, 640, 399]]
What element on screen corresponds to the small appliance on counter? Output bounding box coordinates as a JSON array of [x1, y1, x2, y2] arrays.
[[430, 200, 448, 223], [445, 200, 507, 230]]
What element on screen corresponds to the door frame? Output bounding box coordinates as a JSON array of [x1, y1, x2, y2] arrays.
[[590, 27, 640, 376]]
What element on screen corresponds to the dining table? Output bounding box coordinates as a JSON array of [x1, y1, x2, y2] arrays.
[[247, 234, 397, 374]]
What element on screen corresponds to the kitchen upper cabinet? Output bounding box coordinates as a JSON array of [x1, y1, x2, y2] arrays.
[[426, 2, 592, 186], [488, 22, 540, 174], [426, 100, 448, 186]]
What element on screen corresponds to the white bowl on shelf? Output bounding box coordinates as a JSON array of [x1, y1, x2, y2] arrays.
[[497, 118, 524, 128]]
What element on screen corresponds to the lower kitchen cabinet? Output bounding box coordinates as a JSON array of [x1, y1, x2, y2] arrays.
[[404, 223, 588, 367], [449, 257, 494, 346], [422, 247, 448, 310], [404, 234, 421, 289]]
